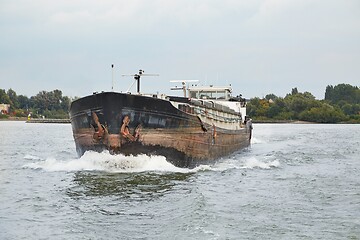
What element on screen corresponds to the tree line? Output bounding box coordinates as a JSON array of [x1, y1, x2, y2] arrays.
[[247, 83, 360, 123], [0, 89, 72, 119], [1, 83, 360, 122]]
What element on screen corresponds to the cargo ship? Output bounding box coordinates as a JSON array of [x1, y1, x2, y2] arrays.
[[69, 70, 252, 167]]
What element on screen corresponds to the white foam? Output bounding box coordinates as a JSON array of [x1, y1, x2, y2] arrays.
[[190, 164, 214, 172], [242, 157, 280, 169], [23, 151, 189, 173], [23, 151, 280, 174], [23, 154, 42, 161], [251, 137, 264, 144]]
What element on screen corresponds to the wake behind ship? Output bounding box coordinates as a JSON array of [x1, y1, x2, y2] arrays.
[[69, 70, 252, 167]]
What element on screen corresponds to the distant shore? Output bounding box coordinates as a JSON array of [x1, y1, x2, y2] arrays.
[[0, 117, 70, 123], [252, 120, 358, 124], [0, 117, 28, 121], [252, 120, 316, 124], [0, 117, 357, 124], [26, 119, 70, 124]]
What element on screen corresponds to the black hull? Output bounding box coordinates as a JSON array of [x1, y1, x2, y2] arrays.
[[69, 92, 251, 167]]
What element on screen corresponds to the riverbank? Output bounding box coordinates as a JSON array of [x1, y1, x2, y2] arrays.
[[1, 117, 357, 124], [252, 119, 359, 124], [252, 120, 316, 124], [26, 119, 70, 124], [0, 117, 28, 121], [0, 117, 70, 123]]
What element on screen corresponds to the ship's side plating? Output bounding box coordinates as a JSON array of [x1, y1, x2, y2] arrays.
[[69, 92, 251, 167]]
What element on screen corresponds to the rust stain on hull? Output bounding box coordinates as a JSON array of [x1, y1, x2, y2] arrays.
[[72, 127, 250, 167], [70, 92, 251, 168]]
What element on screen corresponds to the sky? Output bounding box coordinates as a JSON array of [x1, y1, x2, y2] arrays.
[[0, 0, 359, 99]]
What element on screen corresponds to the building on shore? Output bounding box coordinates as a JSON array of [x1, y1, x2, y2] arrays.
[[0, 104, 10, 114]]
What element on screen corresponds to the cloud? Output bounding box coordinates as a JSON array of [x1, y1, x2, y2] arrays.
[[0, 0, 359, 99], [51, 10, 91, 24]]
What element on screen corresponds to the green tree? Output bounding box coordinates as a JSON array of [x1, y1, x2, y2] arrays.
[[28, 89, 70, 118], [246, 85, 359, 123], [291, 87, 298, 95], [299, 103, 347, 123], [325, 83, 360, 104], [266, 104, 281, 118], [17, 95, 30, 110], [342, 103, 360, 116], [246, 97, 261, 117], [265, 93, 278, 101], [7, 89, 19, 109], [60, 96, 71, 112], [0, 89, 12, 104], [32, 91, 49, 112], [246, 97, 270, 117]]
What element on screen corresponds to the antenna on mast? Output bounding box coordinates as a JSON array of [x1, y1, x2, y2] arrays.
[[122, 69, 159, 94], [111, 64, 114, 91]]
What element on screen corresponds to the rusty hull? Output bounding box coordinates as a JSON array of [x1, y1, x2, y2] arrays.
[[70, 92, 251, 167]]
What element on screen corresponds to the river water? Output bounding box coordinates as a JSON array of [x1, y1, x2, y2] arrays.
[[0, 122, 359, 239]]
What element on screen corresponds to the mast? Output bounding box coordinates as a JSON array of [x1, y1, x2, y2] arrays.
[[122, 69, 159, 94], [170, 80, 199, 97], [135, 70, 142, 93]]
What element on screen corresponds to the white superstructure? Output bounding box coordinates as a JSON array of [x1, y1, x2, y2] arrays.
[[169, 84, 247, 130]]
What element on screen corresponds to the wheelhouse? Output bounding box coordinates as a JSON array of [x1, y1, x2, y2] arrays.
[[188, 86, 232, 100]]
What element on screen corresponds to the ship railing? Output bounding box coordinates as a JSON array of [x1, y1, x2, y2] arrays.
[[195, 106, 240, 123], [177, 100, 242, 123], [189, 99, 240, 116]]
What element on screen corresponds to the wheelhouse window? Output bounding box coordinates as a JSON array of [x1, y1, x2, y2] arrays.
[[189, 89, 230, 100]]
